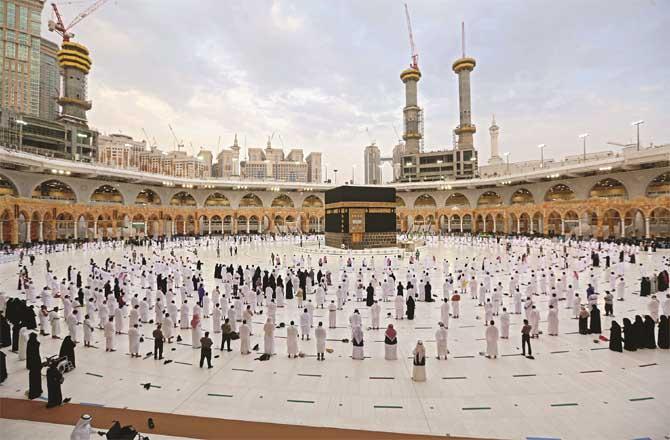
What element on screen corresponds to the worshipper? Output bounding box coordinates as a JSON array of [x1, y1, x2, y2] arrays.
[[424, 281, 433, 302], [128, 324, 141, 358], [648, 296, 660, 322], [643, 315, 656, 349], [485, 320, 499, 359], [658, 315, 669, 349], [18, 327, 29, 361], [315, 321, 326, 361], [26, 332, 42, 399], [609, 321, 623, 352], [328, 301, 337, 328], [521, 319, 532, 357], [1, 312, 12, 347], [83, 315, 94, 348], [153, 324, 164, 360], [263, 318, 274, 356], [435, 322, 448, 360], [622, 318, 636, 351], [547, 305, 559, 336], [451, 292, 461, 319], [529, 306, 540, 338], [384, 324, 397, 360], [366, 282, 374, 307], [411, 340, 426, 382], [578, 306, 590, 335], [300, 308, 311, 340], [406, 295, 415, 320], [394, 293, 404, 320], [59, 336, 76, 368], [286, 321, 299, 358], [633, 316, 645, 348], [104, 317, 115, 352], [500, 308, 510, 339], [440, 298, 450, 329], [604, 291, 614, 317], [49, 306, 61, 339], [38, 306, 49, 336], [352, 326, 364, 360], [220, 318, 233, 352], [200, 331, 213, 368], [239, 320, 251, 355], [589, 304, 602, 334], [370, 301, 381, 330], [349, 309, 362, 329], [46, 359, 64, 408], [212, 304, 222, 333], [0, 349, 6, 384], [191, 313, 202, 349], [70, 414, 92, 440]]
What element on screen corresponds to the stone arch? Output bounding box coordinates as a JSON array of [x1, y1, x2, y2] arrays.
[[249, 215, 260, 233], [589, 178, 628, 200], [32, 179, 77, 202], [477, 191, 502, 208], [210, 215, 223, 234], [510, 188, 534, 205], [519, 212, 531, 234], [395, 196, 406, 207], [495, 213, 504, 233], [649, 207, 670, 238], [0, 174, 19, 198], [271, 194, 295, 208], [602, 209, 623, 237], [90, 184, 124, 204], [445, 193, 470, 208], [414, 194, 436, 208], [302, 195, 323, 208], [547, 211, 562, 235], [624, 208, 645, 238], [563, 210, 579, 236], [204, 192, 231, 207], [0, 209, 14, 243], [239, 193, 263, 208], [646, 172, 669, 197], [580, 210, 598, 237], [462, 214, 473, 232], [135, 189, 162, 206], [55, 212, 75, 239], [544, 184, 575, 202], [170, 191, 196, 206], [532, 212, 543, 234], [222, 215, 233, 233]]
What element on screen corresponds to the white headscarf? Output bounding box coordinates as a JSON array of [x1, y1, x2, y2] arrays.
[[70, 414, 92, 440]]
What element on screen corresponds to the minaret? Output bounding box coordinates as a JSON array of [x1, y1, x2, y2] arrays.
[[452, 22, 476, 150], [400, 67, 422, 154], [488, 114, 502, 164], [57, 41, 92, 126]]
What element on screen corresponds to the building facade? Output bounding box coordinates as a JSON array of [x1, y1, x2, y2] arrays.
[[364, 144, 381, 184], [240, 140, 318, 183], [38, 37, 59, 121]]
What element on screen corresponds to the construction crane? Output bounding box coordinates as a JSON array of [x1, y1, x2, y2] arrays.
[[141, 128, 153, 149], [48, 0, 112, 42], [392, 123, 403, 144], [168, 124, 182, 151], [607, 141, 635, 148], [404, 3, 418, 70], [365, 127, 376, 146], [277, 133, 286, 149]]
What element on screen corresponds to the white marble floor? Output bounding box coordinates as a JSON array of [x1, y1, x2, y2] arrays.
[[1, 239, 668, 440]]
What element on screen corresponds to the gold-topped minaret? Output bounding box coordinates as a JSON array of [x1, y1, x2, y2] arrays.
[[453, 22, 476, 150]]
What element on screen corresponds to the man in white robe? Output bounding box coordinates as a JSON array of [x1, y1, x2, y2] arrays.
[[485, 321, 499, 358], [104, 317, 115, 352], [435, 322, 448, 360], [286, 321, 299, 358], [49, 307, 61, 339], [349, 309, 362, 329], [212, 305, 222, 333], [83, 315, 94, 347], [500, 308, 510, 339], [370, 301, 381, 330], [128, 324, 141, 357], [547, 305, 559, 336], [300, 309, 311, 340], [67, 310, 79, 343], [315, 322, 326, 361], [394, 294, 404, 320], [328, 301, 337, 328], [263, 318, 274, 355], [440, 299, 450, 329], [239, 320, 251, 354]]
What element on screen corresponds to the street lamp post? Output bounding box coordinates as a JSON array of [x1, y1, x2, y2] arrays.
[[579, 133, 589, 161], [632, 120, 644, 151], [16, 119, 27, 151], [538, 144, 546, 168], [324, 163, 329, 183], [334, 169, 338, 185], [352, 164, 356, 185]]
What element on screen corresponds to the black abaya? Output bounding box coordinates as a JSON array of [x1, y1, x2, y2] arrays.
[[643, 316, 656, 349], [59, 336, 76, 368], [633, 316, 645, 348], [589, 305, 602, 334], [366, 285, 374, 307], [45, 364, 63, 408], [0, 315, 10, 348], [26, 334, 42, 399], [658, 316, 669, 349], [424, 283, 433, 302], [623, 318, 636, 351], [579, 315, 589, 335], [406, 296, 415, 320], [11, 323, 21, 351], [609, 321, 623, 352], [0, 350, 7, 383]]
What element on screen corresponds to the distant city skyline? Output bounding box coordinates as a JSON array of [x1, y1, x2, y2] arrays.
[[45, 0, 670, 183]]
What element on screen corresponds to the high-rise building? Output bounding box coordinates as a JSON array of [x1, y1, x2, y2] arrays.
[[0, 0, 45, 116], [305, 152, 322, 183], [97, 133, 146, 168], [214, 135, 241, 178], [38, 37, 59, 121], [239, 139, 315, 182], [452, 23, 476, 151], [196, 148, 213, 177], [364, 144, 381, 184]]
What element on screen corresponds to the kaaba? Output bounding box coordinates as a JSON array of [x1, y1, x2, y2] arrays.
[[324, 185, 397, 249]]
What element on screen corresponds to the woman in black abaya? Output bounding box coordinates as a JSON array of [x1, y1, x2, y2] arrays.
[[608, 321, 623, 352], [589, 305, 602, 334], [658, 316, 669, 349], [643, 315, 656, 349], [26, 333, 42, 399], [59, 336, 76, 368], [0, 312, 11, 348], [622, 318, 636, 351], [633, 315, 645, 348], [45, 361, 63, 408], [406, 295, 416, 320]]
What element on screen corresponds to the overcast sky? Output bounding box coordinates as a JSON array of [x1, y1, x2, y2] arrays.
[[46, 0, 669, 182]]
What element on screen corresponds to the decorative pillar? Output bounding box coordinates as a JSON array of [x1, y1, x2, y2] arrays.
[[447, 217, 451, 233], [73, 222, 78, 240], [182, 220, 186, 235], [208, 219, 212, 235], [460, 217, 463, 233], [620, 220, 625, 238], [93, 221, 98, 240], [529, 218, 534, 234], [25, 221, 31, 243], [39, 221, 44, 242], [10, 219, 18, 245], [645, 217, 650, 239], [247, 221, 250, 234], [517, 217, 521, 234], [0, 221, 4, 243], [493, 218, 496, 233], [578, 219, 582, 236], [144, 221, 148, 237], [561, 220, 565, 235]]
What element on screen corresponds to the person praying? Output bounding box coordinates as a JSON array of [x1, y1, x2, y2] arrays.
[[315, 322, 326, 361], [384, 324, 397, 360], [485, 320, 499, 359], [411, 341, 426, 382]]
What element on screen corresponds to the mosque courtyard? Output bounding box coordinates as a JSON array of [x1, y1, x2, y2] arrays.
[[0, 237, 668, 440]]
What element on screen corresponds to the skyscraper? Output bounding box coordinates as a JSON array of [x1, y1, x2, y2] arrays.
[[39, 37, 59, 120], [364, 144, 381, 184], [0, 0, 46, 116]]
